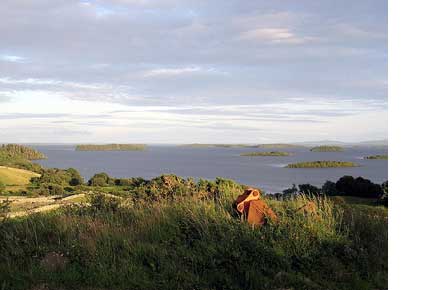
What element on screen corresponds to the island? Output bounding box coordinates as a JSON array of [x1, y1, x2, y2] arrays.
[[310, 145, 344, 152], [364, 155, 388, 160], [285, 160, 358, 168], [75, 144, 146, 151], [240, 151, 290, 157]]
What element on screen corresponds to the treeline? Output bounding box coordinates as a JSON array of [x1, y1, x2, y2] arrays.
[[310, 145, 344, 152], [0, 144, 46, 160], [272, 175, 388, 205], [75, 144, 146, 151], [285, 160, 358, 168]]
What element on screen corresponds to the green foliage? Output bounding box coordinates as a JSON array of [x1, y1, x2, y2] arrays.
[[310, 146, 344, 152], [131, 174, 245, 207], [335, 176, 384, 198], [76, 144, 146, 151], [240, 151, 290, 157], [0, 180, 5, 193], [322, 181, 338, 196], [0, 144, 46, 160], [88, 172, 115, 186], [0, 193, 387, 290], [364, 155, 388, 160], [298, 184, 321, 195], [286, 161, 358, 168], [0, 199, 11, 220], [0, 144, 44, 173]]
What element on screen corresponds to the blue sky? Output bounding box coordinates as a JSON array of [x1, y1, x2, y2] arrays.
[[0, 0, 387, 143]]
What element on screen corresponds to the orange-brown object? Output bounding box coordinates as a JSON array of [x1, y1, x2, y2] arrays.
[[234, 188, 277, 226]]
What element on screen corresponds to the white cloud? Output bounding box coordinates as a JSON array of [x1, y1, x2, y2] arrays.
[[140, 66, 223, 78], [0, 54, 26, 63], [240, 28, 312, 44]]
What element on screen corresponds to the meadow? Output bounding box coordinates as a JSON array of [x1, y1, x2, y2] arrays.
[[0, 190, 387, 290]]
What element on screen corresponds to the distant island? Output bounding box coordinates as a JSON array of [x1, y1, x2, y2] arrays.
[[182, 143, 303, 148], [75, 144, 146, 151], [310, 145, 344, 152], [240, 151, 290, 157], [285, 160, 358, 168], [364, 155, 388, 160]]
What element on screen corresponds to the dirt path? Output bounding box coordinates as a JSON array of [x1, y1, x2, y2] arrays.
[[3, 193, 86, 218]]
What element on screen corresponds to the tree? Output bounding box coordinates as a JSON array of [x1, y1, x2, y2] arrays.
[[66, 168, 84, 186], [88, 172, 115, 187], [335, 176, 383, 198], [322, 181, 338, 196], [298, 184, 321, 195]]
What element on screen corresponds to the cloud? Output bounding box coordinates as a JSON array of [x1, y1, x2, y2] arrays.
[[140, 66, 224, 78], [0, 0, 387, 142], [240, 28, 312, 45], [0, 54, 26, 63]]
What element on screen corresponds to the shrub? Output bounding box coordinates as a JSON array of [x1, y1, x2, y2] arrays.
[[88, 172, 114, 186]]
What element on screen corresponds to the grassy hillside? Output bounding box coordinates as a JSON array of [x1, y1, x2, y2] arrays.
[[0, 166, 40, 186], [0, 174, 387, 290]]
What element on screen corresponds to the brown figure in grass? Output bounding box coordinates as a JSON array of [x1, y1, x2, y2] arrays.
[[234, 188, 277, 226]]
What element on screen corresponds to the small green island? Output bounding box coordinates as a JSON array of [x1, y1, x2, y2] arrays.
[[364, 155, 388, 160], [285, 160, 358, 168], [75, 144, 146, 151], [310, 145, 344, 152], [240, 151, 290, 157]]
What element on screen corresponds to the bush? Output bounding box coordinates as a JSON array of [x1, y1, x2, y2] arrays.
[[88, 172, 114, 187]]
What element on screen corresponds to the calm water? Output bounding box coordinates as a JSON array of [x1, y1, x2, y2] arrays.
[[33, 145, 388, 193]]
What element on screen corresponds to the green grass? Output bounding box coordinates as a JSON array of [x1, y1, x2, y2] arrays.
[[240, 151, 290, 157], [0, 166, 40, 187], [285, 161, 358, 168], [0, 190, 387, 290], [330, 196, 380, 206], [310, 146, 344, 152]]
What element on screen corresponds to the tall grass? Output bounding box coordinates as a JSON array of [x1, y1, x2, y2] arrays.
[[0, 193, 387, 290]]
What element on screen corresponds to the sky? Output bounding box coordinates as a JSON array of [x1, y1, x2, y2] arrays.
[[0, 0, 387, 144]]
